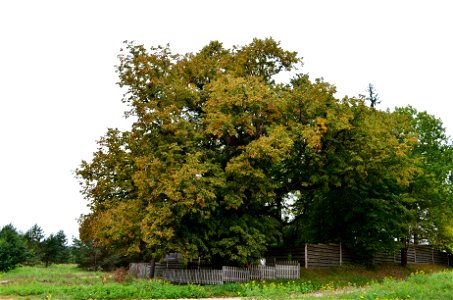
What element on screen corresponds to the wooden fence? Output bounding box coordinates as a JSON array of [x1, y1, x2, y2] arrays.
[[155, 268, 223, 285], [128, 262, 152, 279], [129, 262, 300, 284], [222, 262, 300, 282], [266, 243, 352, 268], [265, 244, 451, 268], [129, 244, 450, 284], [373, 245, 450, 265]]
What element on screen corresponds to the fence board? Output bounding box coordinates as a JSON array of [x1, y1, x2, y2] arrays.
[[373, 251, 397, 264], [129, 263, 151, 279], [306, 244, 342, 268], [157, 268, 223, 285], [265, 247, 305, 265], [276, 264, 300, 279], [222, 266, 249, 282]]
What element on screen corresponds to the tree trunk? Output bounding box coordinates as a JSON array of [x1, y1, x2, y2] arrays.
[[148, 257, 156, 279], [401, 246, 408, 267]]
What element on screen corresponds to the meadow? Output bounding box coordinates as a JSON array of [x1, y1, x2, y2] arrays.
[[0, 264, 451, 299]]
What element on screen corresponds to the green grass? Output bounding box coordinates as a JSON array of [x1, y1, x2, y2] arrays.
[[299, 263, 446, 290], [0, 265, 209, 299], [0, 264, 450, 299], [0, 264, 318, 299], [337, 270, 453, 300], [299, 265, 453, 299]]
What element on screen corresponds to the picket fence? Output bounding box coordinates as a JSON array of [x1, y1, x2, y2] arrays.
[[155, 268, 223, 285], [129, 261, 300, 284]]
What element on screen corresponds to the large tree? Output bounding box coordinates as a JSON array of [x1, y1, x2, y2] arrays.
[[77, 39, 439, 266], [78, 38, 300, 266]]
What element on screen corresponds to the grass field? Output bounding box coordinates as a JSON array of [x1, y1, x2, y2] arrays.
[[0, 264, 451, 299]]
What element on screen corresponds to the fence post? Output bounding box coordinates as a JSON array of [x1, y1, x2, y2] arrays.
[[149, 258, 155, 279], [305, 243, 308, 269], [432, 248, 434, 264], [340, 243, 343, 266]]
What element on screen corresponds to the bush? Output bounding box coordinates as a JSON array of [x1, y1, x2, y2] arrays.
[[113, 267, 129, 283]]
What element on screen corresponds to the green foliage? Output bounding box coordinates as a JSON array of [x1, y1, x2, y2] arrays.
[[283, 98, 420, 258], [0, 224, 28, 271]]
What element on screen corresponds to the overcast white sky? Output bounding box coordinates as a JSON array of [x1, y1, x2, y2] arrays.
[[1, 0, 452, 241]]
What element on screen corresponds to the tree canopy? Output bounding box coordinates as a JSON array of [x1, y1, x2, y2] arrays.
[[76, 38, 453, 266]]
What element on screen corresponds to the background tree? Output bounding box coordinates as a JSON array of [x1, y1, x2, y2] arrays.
[[41, 230, 69, 267], [0, 224, 28, 271], [23, 224, 45, 265], [70, 238, 119, 271], [394, 106, 453, 265], [366, 83, 380, 108]]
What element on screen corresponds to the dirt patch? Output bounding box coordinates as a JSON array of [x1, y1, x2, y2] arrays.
[[301, 286, 366, 298]]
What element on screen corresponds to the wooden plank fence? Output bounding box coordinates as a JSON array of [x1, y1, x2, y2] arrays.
[[265, 243, 450, 268], [129, 262, 300, 284], [266, 247, 305, 266], [305, 243, 354, 268], [373, 245, 450, 265], [128, 262, 152, 279]]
